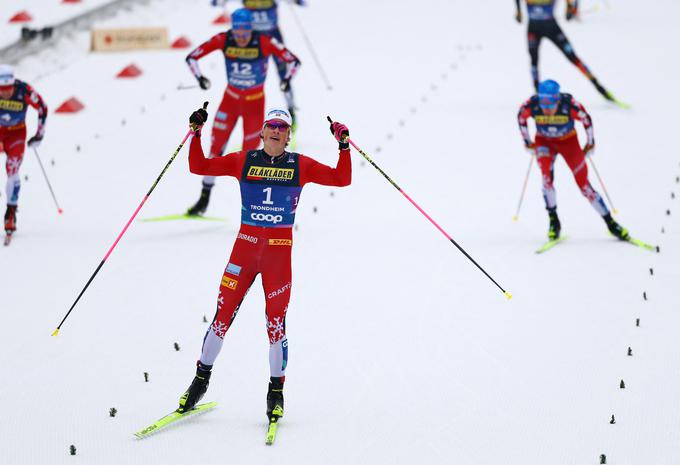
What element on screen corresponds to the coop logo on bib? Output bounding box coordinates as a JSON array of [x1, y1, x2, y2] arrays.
[[246, 166, 294, 181], [251, 213, 283, 224]]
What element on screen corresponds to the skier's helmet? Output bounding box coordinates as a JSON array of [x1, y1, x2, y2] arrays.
[[0, 64, 15, 87], [231, 8, 253, 31], [538, 79, 561, 109]]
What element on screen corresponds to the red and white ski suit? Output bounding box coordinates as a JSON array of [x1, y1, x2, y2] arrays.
[[186, 30, 299, 159], [0, 80, 47, 206], [188, 132, 351, 379], [517, 92, 609, 215]]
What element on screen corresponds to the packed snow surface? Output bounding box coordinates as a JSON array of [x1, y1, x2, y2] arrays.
[[2, 1, 680, 464]]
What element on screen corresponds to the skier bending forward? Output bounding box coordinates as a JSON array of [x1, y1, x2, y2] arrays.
[[517, 79, 628, 240], [179, 107, 352, 423]]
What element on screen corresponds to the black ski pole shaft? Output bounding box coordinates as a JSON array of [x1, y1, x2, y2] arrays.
[[32, 147, 63, 214], [52, 102, 208, 336], [287, 2, 333, 91], [327, 116, 511, 299]]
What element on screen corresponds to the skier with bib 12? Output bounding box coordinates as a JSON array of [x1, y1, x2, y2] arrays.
[[184, 7, 301, 216]]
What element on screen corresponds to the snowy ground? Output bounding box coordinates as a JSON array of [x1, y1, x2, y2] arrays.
[[2, 0, 680, 464]]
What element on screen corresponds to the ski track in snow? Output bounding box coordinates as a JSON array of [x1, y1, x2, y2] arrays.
[[1, 0, 680, 464]]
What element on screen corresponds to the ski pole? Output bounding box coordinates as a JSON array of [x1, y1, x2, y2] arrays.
[[512, 154, 534, 222], [287, 2, 333, 91], [52, 102, 208, 336], [32, 147, 63, 214], [328, 116, 511, 299], [587, 155, 618, 214]]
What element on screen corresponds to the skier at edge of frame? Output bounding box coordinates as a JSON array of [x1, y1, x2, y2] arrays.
[[0, 64, 48, 238], [517, 79, 629, 241], [177, 106, 351, 424], [514, 0, 616, 102]]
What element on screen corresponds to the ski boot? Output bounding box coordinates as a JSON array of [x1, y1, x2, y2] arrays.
[[4, 205, 17, 234], [547, 208, 561, 240], [591, 78, 614, 102], [603, 213, 629, 240], [178, 362, 212, 413], [186, 185, 212, 216], [266, 377, 284, 421]]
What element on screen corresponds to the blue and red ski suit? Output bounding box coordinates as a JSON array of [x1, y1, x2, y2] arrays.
[[518, 92, 609, 216]]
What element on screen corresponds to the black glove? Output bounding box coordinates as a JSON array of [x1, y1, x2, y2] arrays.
[[515, 10, 522, 23], [189, 107, 208, 134], [280, 78, 291, 92], [27, 134, 43, 148], [566, 6, 577, 20], [198, 76, 211, 90]]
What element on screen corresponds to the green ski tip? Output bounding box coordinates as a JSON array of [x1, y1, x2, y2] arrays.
[[626, 236, 658, 252], [535, 235, 568, 254], [265, 419, 279, 445], [607, 93, 631, 109]]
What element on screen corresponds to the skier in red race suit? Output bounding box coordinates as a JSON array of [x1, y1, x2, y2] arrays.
[[0, 64, 47, 236], [514, 0, 617, 102], [177, 107, 351, 423], [517, 79, 628, 240], [210, 0, 307, 126], [185, 7, 301, 216]]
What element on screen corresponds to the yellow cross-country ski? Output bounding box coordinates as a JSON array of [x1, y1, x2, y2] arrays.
[[134, 401, 217, 439]]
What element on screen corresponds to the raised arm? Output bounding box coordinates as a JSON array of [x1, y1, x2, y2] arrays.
[[299, 149, 351, 187], [189, 134, 245, 178]]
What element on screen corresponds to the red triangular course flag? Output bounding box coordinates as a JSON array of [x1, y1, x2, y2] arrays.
[[55, 97, 85, 114]]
